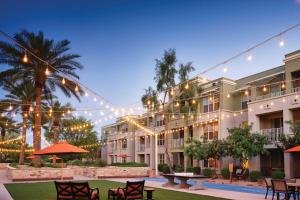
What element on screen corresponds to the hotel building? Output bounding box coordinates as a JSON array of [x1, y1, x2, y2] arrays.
[[101, 50, 300, 178]]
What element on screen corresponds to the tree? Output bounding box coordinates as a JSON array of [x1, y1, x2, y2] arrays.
[[1, 79, 35, 164], [279, 120, 300, 150], [44, 116, 99, 159], [178, 62, 195, 83], [207, 139, 228, 168], [185, 140, 208, 162], [141, 86, 158, 110], [46, 100, 71, 164], [0, 30, 84, 165], [226, 126, 268, 168], [154, 49, 177, 171]]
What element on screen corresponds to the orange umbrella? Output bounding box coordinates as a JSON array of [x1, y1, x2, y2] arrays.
[[33, 141, 88, 155], [117, 154, 131, 158], [26, 155, 36, 159], [285, 145, 300, 153]]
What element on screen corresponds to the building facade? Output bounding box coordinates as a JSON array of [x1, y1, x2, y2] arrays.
[[101, 50, 300, 178]]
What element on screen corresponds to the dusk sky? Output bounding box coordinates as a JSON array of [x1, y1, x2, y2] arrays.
[[1, 0, 300, 136]]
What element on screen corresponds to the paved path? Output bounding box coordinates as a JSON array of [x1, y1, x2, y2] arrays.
[[106, 178, 271, 200], [0, 169, 13, 200]]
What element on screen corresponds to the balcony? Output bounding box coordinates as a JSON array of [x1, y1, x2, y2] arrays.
[[260, 127, 283, 142], [292, 87, 300, 93], [255, 91, 286, 101], [171, 138, 184, 149]]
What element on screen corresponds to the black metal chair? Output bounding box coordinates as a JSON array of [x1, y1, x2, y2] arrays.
[[108, 180, 145, 200]]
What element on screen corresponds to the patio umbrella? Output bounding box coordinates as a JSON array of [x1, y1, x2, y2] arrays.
[[48, 156, 62, 160], [285, 145, 300, 153], [117, 154, 131, 158], [33, 141, 88, 179]]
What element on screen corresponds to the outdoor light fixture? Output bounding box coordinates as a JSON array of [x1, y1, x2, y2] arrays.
[[23, 51, 28, 63], [263, 85, 267, 92]]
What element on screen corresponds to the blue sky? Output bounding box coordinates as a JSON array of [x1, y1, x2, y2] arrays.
[[1, 0, 300, 137]]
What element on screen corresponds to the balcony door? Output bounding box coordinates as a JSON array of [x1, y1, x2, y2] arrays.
[[271, 117, 283, 128]]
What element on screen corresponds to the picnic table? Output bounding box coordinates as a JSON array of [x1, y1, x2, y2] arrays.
[[162, 173, 208, 190]]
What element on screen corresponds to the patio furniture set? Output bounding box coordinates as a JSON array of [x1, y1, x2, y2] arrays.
[[264, 178, 300, 200], [55, 180, 154, 200]]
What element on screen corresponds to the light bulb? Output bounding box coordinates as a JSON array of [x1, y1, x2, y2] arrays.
[[147, 100, 151, 105], [75, 85, 79, 92], [227, 93, 231, 98], [184, 83, 189, 90], [93, 97, 97, 102], [45, 67, 50, 76], [223, 67, 228, 73], [62, 78, 66, 84], [23, 52, 28, 63], [279, 39, 285, 47], [170, 89, 174, 96], [263, 85, 267, 92], [85, 92, 88, 97], [209, 96, 213, 101], [8, 105, 13, 111], [247, 54, 253, 61], [281, 82, 285, 89], [245, 90, 249, 95], [192, 99, 196, 104]]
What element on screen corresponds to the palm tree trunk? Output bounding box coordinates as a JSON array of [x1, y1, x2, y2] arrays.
[[33, 86, 42, 166], [52, 126, 59, 165], [19, 112, 28, 165], [162, 100, 173, 173]]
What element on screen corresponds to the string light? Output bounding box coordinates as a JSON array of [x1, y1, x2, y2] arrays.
[[263, 85, 267, 92], [75, 85, 79, 92], [247, 53, 253, 61], [8, 104, 13, 111], [281, 82, 285, 89], [62, 78, 66, 85], [45, 67, 50, 76], [244, 90, 249, 95], [223, 67, 228, 73], [279, 39, 285, 47], [23, 51, 28, 63], [192, 99, 196, 104], [227, 93, 231, 98], [184, 83, 189, 90]]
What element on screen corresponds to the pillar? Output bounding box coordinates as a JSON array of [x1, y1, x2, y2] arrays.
[[284, 152, 294, 179]]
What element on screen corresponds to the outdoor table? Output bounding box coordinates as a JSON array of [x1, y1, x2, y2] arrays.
[[162, 174, 207, 189], [144, 188, 155, 200]]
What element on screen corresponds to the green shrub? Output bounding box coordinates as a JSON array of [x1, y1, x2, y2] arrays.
[[272, 170, 285, 179], [202, 168, 213, 178], [174, 166, 184, 172], [249, 170, 262, 182], [162, 165, 171, 174], [221, 168, 230, 179], [9, 162, 18, 168], [186, 167, 201, 174], [110, 162, 148, 167], [158, 164, 168, 172]]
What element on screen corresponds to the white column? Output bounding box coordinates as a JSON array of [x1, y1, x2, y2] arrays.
[[155, 133, 158, 176], [283, 109, 292, 135], [284, 152, 294, 179]]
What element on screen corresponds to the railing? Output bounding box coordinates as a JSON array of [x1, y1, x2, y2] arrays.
[[292, 87, 300, 93], [172, 138, 184, 148], [255, 91, 286, 101], [139, 144, 145, 152], [260, 127, 283, 142]]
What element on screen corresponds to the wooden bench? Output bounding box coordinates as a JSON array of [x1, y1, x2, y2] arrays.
[[55, 181, 100, 200]]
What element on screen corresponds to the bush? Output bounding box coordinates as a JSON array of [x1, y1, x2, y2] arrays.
[[158, 164, 168, 172], [202, 168, 213, 178], [272, 170, 285, 180], [249, 171, 262, 182], [174, 166, 184, 173], [162, 164, 171, 174], [110, 162, 148, 167], [221, 168, 230, 179], [186, 167, 201, 174]]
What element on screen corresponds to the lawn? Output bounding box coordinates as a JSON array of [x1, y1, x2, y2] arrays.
[[5, 180, 228, 200]]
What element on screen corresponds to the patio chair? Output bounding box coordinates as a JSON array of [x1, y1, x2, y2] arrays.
[[235, 168, 247, 180], [264, 178, 274, 199], [271, 179, 296, 200], [108, 180, 145, 200], [55, 181, 100, 200]]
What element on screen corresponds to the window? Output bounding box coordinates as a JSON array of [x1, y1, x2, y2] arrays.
[[122, 157, 126, 163], [156, 119, 165, 127], [188, 126, 193, 139], [203, 95, 219, 113], [158, 153, 165, 164], [122, 139, 127, 149], [158, 134, 165, 146], [146, 136, 150, 148], [203, 123, 218, 142], [241, 94, 249, 109], [203, 97, 209, 113]]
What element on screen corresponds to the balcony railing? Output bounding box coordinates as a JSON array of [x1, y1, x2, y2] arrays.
[[292, 87, 300, 93], [139, 144, 145, 152], [260, 127, 283, 142], [171, 138, 184, 148], [255, 91, 286, 101]]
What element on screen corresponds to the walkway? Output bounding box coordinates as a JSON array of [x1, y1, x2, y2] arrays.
[[106, 178, 271, 200], [0, 169, 13, 200]]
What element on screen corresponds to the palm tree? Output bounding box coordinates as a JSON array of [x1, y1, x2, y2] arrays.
[[154, 49, 178, 172], [141, 86, 158, 110], [1, 79, 35, 164], [178, 62, 195, 83], [46, 100, 71, 164], [0, 30, 84, 165]]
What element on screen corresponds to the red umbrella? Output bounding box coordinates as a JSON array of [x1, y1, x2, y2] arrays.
[[26, 155, 36, 159], [33, 141, 88, 155], [33, 141, 88, 180], [285, 145, 300, 153]]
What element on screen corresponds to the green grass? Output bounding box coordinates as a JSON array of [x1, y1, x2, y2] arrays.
[[5, 180, 227, 200]]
